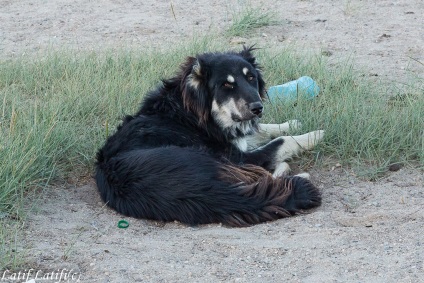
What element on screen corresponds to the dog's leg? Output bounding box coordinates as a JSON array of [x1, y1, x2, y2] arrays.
[[243, 130, 323, 172], [295, 172, 311, 180], [245, 120, 302, 150], [270, 130, 323, 178], [260, 120, 302, 135], [272, 163, 311, 180], [272, 162, 291, 178], [270, 130, 323, 177], [274, 130, 324, 163]]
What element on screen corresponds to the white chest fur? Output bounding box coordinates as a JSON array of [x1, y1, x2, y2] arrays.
[[232, 138, 248, 152]]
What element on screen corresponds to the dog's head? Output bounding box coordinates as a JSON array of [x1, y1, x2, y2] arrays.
[[180, 46, 266, 135]]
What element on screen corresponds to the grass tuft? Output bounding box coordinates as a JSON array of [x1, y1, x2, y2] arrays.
[[226, 5, 278, 37]]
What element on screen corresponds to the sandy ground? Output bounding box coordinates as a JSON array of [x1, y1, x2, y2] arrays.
[[1, 0, 423, 282]]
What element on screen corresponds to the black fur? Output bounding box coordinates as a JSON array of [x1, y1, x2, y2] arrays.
[[95, 47, 321, 227]]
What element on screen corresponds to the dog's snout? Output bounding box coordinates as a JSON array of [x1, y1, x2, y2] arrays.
[[249, 102, 263, 116]]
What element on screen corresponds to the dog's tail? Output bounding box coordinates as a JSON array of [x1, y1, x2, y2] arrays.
[[95, 147, 321, 227], [217, 163, 321, 226]]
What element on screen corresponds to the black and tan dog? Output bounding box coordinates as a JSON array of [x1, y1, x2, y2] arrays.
[[95, 47, 324, 227]]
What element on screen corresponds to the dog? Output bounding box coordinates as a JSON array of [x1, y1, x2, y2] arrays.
[[95, 46, 324, 227]]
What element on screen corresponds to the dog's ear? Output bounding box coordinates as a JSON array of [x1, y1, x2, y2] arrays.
[[239, 45, 257, 65], [239, 46, 267, 99], [180, 56, 210, 125]]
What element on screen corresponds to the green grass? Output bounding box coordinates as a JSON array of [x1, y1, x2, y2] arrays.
[[226, 5, 278, 37], [257, 47, 424, 175], [0, 38, 227, 268], [0, 38, 423, 267]]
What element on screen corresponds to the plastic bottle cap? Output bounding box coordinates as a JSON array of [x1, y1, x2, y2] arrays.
[[117, 220, 129, 228]]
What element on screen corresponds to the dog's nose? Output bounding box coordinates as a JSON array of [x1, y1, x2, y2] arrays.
[[249, 102, 263, 116]]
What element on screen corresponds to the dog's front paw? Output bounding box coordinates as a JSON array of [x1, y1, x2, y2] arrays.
[[274, 130, 325, 163], [272, 162, 291, 178], [284, 130, 325, 151], [295, 172, 311, 180], [303, 130, 325, 150]]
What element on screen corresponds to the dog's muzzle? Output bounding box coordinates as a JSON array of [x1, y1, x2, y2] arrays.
[[249, 101, 263, 117]]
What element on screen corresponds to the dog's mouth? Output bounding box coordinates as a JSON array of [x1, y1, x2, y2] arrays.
[[231, 112, 262, 123], [232, 101, 264, 122], [211, 98, 263, 129], [231, 114, 243, 122]]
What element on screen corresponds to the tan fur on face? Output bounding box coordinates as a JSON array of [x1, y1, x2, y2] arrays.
[[212, 98, 243, 129]]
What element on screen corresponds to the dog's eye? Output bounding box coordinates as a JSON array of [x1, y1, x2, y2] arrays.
[[223, 82, 234, 89], [247, 74, 255, 81]]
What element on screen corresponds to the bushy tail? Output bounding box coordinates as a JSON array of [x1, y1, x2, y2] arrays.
[[95, 148, 321, 227], [217, 164, 321, 226]]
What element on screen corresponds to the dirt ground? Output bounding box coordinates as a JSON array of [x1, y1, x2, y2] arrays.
[[1, 0, 423, 282]]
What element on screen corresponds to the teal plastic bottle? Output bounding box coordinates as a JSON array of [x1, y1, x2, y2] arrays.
[[267, 76, 320, 102]]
